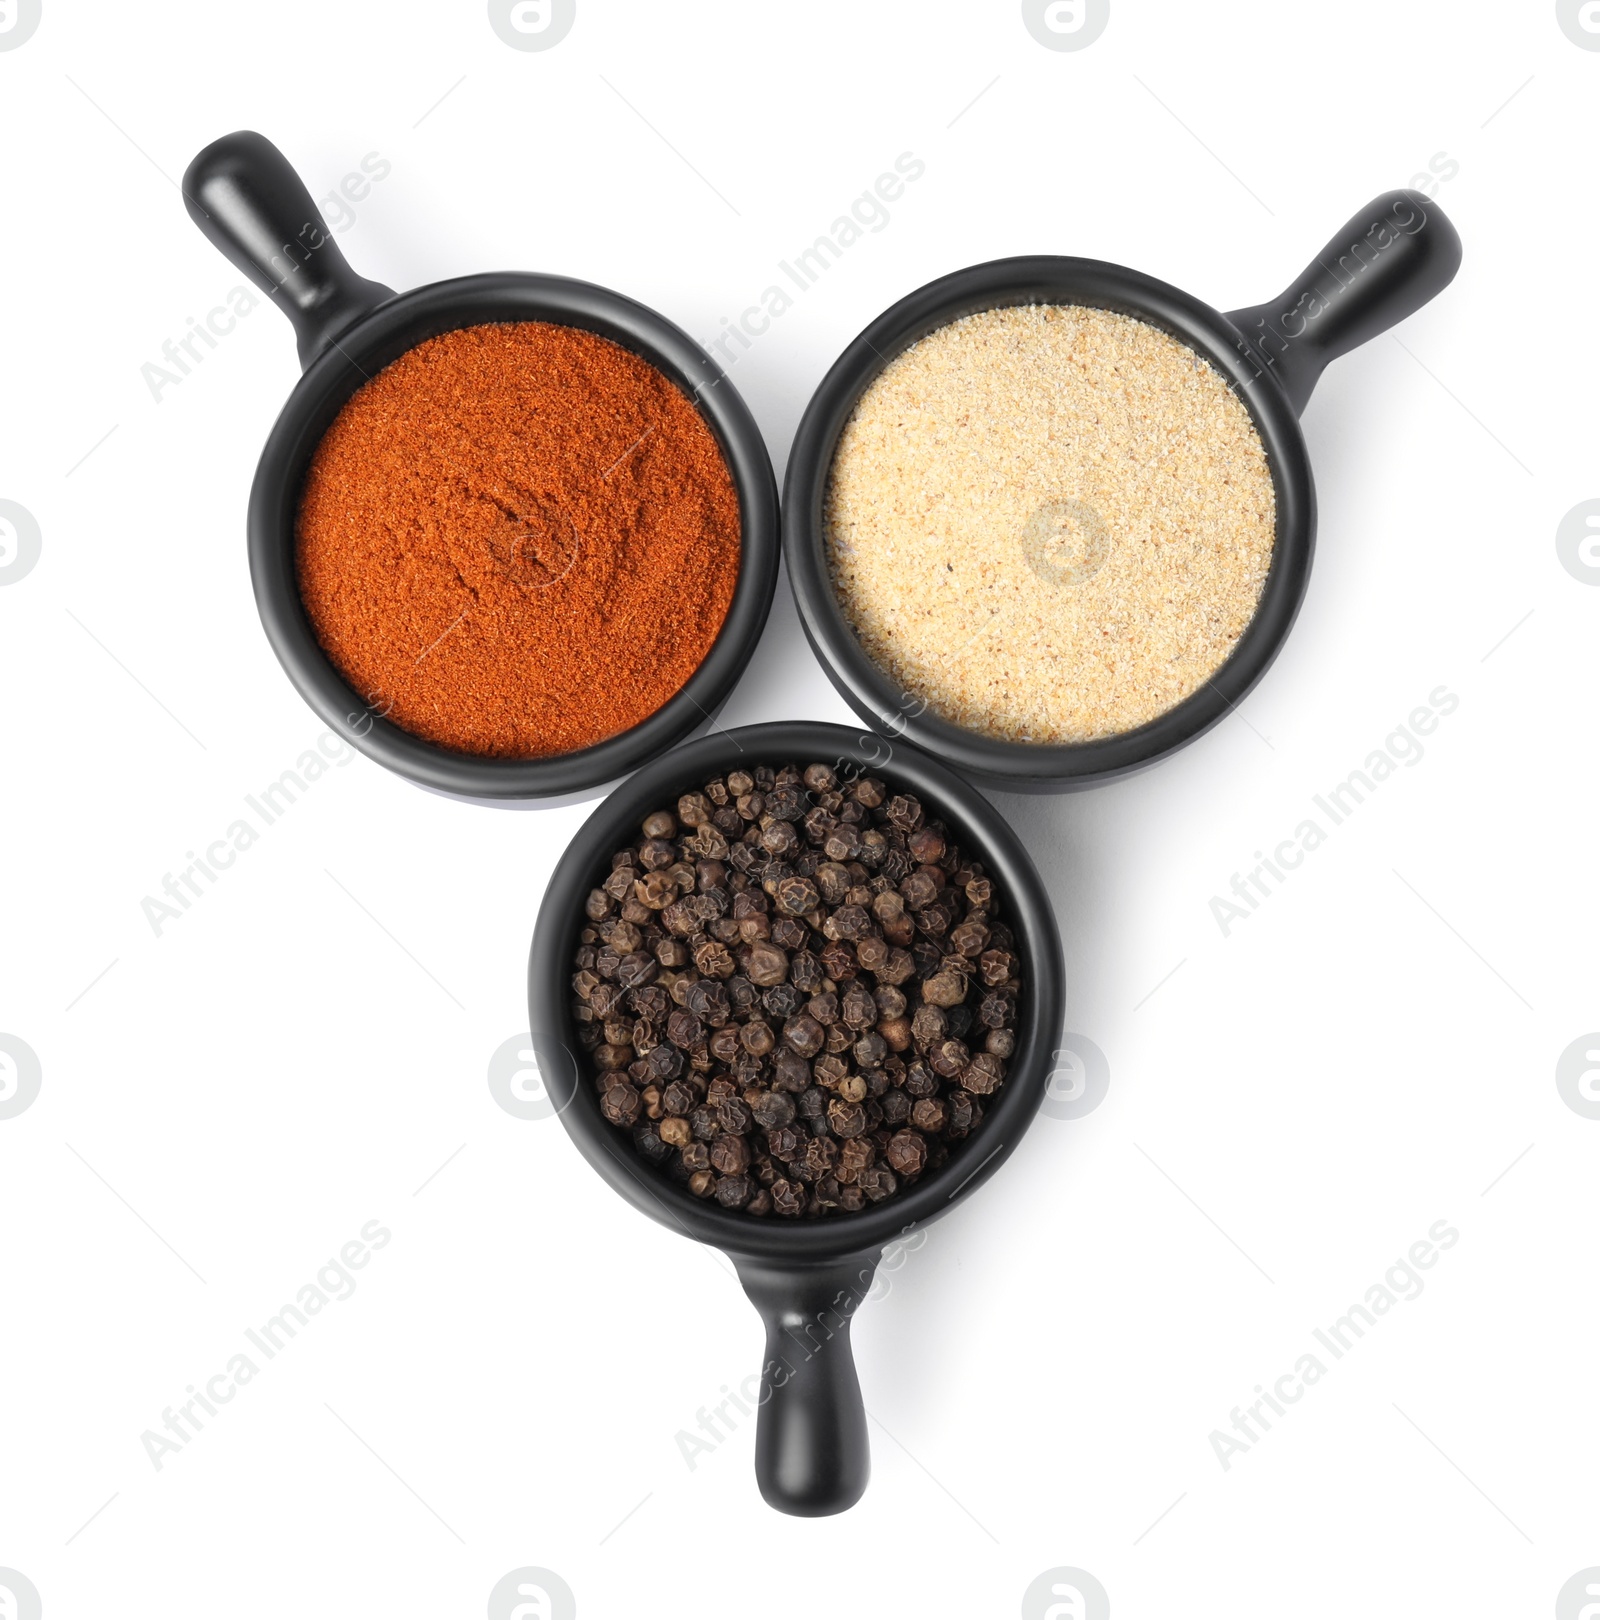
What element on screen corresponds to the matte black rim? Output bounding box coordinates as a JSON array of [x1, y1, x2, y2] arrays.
[[249, 273, 780, 800], [528, 721, 1067, 1264], [782, 256, 1316, 792]]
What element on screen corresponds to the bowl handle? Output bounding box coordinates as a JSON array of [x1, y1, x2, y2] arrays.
[[731, 1250, 879, 1516], [1225, 188, 1462, 416], [181, 131, 397, 370]]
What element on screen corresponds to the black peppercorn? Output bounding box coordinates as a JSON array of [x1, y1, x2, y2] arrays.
[[574, 761, 1024, 1218]]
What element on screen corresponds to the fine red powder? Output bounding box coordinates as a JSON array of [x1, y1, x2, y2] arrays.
[[295, 321, 741, 758]]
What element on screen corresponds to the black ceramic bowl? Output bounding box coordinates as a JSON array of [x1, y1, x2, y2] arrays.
[[183, 132, 779, 800], [528, 722, 1066, 1515], [785, 190, 1462, 793]]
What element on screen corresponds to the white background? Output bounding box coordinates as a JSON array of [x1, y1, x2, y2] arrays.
[[2, 3, 1595, 1616]]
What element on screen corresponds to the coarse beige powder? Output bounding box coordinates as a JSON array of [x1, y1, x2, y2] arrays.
[[824, 304, 1277, 744]]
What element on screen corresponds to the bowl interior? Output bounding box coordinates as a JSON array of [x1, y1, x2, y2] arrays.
[[782, 256, 1316, 792], [528, 720, 1067, 1262], [249, 273, 780, 800]]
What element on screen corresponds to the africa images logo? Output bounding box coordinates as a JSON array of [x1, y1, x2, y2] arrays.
[[1556, 500, 1600, 584], [487, 1567, 576, 1620], [1556, 1034, 1600, 1120], [0, 1569, 42, 1620], [488, 0, 575, 51], [0, 0, 41, 50], [1021, 1566, 1110, 1620], [488, 1031, 582, 1120], [1022, 0, 1109, 51], [0, 500, 42, 586], [1557, 0, 1600, 49], [1556, 1569, 1600, 1619], [0, 1035, 42, 1120], [1041, 1034, 1110, 1120]]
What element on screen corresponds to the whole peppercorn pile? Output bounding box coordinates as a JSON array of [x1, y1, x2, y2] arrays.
[[570, 762, 1024, 1217]]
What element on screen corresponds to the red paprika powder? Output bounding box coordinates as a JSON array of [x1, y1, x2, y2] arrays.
[[295, 321, 741, 758]]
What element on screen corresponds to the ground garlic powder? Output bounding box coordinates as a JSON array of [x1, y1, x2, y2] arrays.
[[824, 305, 1276, 744]]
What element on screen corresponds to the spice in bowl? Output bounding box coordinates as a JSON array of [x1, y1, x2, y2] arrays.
[[296, 322, 741, 758], [571, 761, 1023, 1217], [824, 304, 1276, 744]]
